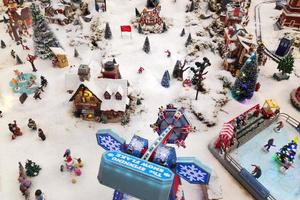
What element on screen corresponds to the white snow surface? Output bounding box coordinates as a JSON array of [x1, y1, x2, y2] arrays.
[[0, 0, 299, 200]]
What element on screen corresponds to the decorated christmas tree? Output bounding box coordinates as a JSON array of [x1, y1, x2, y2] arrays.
[[276, 138, 298, 164], [277, 54, 294, 76], [30, 3, 61, 59], [25, 160, 41, 177], [231, 53, 258, 101]]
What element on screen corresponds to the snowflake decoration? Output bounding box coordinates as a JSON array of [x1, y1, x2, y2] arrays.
[[177, 164, 208, 184], [98, 135, 122, 151], [129, 138, 145, 151]]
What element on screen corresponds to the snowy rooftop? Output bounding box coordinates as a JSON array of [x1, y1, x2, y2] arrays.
[[49, 47, 66, 55]]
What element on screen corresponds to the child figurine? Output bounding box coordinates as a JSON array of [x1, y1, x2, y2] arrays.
[[35, 189, 45, 200], [263, 138, 276, 152], [251, 164, 262, 179], [28, 118, 37, 130], [38, 128, 46, 141], [9, 120, 22, 140], [274, 121, 284, 132]]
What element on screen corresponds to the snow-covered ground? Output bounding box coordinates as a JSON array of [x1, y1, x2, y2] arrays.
[[0, 0, 299, 200]]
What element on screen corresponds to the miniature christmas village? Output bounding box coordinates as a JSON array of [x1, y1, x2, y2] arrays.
[[0, 0, 299, 200]]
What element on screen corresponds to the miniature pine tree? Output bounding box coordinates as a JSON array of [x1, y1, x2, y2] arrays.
[[189, 0, 195, 12], [180, 28, 185, 37], [277, 54, 294, 75], [185, 33, 192, 47], [135, 8, 141, 17], [172, 60, 181, 78], [162, 22, 167, 33], [31, 3, 61, 59], [1, 40, 6, 48], [16, 55, 23, 64], [25, 160, 41, 177], [161, 70, 171, 88], [143, 36, 150, 54], [74, 48, 79, 57], [231, 54, 258, 101], [138, 24, 143, 34], [147, 0, 159, 8], [104, 22, 112, 39]]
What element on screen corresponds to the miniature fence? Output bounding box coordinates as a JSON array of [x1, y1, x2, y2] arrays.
[[280, 113, 300, 129]]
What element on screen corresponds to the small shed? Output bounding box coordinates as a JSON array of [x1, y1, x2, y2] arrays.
[[275, 37, 293, 57], [50, 47, 69, 68]]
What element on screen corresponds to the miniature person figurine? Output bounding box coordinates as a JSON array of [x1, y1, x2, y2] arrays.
[[35, 189, 45, 200], [11, 49, 16, 58], [75, 158, 83, 168], [165, 50, 171, 57], [63, 149, 74, 170], [0, 110, 2, 118], [251, 164, 262, 179], [19, 176, 31, 199], [138, 67, 144, 74], [9, 120, 23, 140], [40, 76, 48, 89], [274, 121, 284, 132], [38, 128, 46, 141], [33, 88, 42, 100], [28, 118, 37, 131], [264, 138, 276, 152]]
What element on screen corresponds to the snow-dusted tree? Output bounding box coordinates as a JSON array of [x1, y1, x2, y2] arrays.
[[135, 8, 141, 17], [180, 28, 185, 37], [162, 22, 167, 32], [172, 60, 181, 78], [138, 24, 143, 34], [74, 48, 79, 57], [104, 22, 112, 39], [30, 3, 61, 59], [143, 36, 150, 53], [16, 55, 23, 64], [90, 17, 103, 42], [185, 33, 192, 47], [1, 40, 6, 48], [277, 54, 294, 76], [161, 70, 170, 88], [147, 0, 159, 8]]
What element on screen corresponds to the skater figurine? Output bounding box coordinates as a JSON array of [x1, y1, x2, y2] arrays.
[[38, 128, 46, 141], [28, 118, 37, 130], [165, 50, 171, 57], [35, 189, 45, 200], [40, 76, 48, 89], [33, 88, 42, 100], [251, 164, 262, 179], [63, 149, 74, 171], [138, 67, 144, 74], [263, 138, 276, 152], [11, 49, 16, 58], [274, 121, 284, 132]]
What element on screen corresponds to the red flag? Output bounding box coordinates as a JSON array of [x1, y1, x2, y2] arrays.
[[120, 25, 131, 32]]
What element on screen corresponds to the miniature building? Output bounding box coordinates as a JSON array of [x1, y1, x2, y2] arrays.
[[139, 6, 163, 26], [220, 3, 249, 26], [278, 0, 300, 28], [100, 61, 121, 79], [69, 79, 129, 122], [69, 84, 102, 121], [275, 36, 293, 56], [290, 86, 300, 110], [223, 25, 255, 75], [78, 64, 91, 82], [50, 47, 69, 68]]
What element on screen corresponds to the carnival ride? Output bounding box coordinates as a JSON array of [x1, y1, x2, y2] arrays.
[[96, 105, 213, 200]]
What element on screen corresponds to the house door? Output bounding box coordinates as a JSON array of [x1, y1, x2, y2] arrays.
[[82, 109, 95, 120]]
